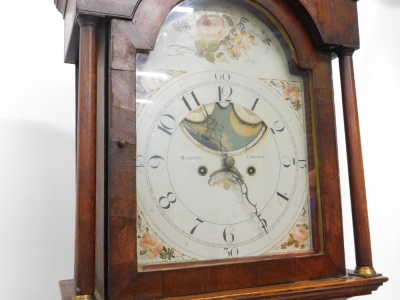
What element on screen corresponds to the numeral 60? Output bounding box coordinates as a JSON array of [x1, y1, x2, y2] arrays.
[[215, 72, 231, 81]]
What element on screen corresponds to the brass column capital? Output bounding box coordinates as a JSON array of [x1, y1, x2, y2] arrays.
[[77, 15, 100, 28], [335, 47, 355, 57]]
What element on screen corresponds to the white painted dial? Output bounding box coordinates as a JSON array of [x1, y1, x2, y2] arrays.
[[136, 0, 313, 269], [137, 71, 309, 263]]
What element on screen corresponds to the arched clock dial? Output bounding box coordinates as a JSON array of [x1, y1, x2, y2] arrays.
[[135, 0, 314, 269], [136, 71, 311, 264]]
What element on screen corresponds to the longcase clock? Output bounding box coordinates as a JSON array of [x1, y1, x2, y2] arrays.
[[54, 0, 388, 299]]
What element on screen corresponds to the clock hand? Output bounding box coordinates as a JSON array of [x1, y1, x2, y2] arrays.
[[223, 157, 268, 235], [201, 104, 267, 234]]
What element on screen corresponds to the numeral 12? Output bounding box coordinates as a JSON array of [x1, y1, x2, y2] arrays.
[[218, 85, 233, 102]]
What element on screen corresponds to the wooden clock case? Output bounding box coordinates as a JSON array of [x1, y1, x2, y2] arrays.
[[54, 0, 388, 299]]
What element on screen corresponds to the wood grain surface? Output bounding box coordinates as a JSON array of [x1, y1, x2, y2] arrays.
[[337, 48, 374, 270], [74, 15, 99, 297]]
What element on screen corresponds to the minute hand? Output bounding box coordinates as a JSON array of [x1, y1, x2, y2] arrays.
[[226, 162, 268, 235]]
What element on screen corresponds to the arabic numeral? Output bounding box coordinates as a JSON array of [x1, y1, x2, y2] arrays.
[[218, 85, 233, 102], [182, 91, 201, 111], [136, 155, 166, 171], [282, 157, 307, 169], [223, 247, 239, 258], [270, 120, 285, 134], [148, 155, 166, 169], [215, 72, 231, 81], [251, 98, 259, 111], [298, 159, 307, 169], [277, 191, 289, 201], [282, 157, 295, 168], [190, 218, 204, 235], [136, 155, 145, 173], [223, 226, 235, 244], [158, 114, 176, 136], [159, 192, 176, 209]]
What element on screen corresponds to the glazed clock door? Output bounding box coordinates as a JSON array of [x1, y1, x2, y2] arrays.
[[136, 0, 316, 270], [107, 0, 346, 298]]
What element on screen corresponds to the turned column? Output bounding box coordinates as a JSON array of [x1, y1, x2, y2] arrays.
[[74, 15, 99, 299], [336, 47, 377, 277]]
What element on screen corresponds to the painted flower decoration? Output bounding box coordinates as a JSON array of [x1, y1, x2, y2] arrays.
[[283, 84, 301, 101], [148, 242, 164, 259], [223, 7, 239, 25], [169, 6, 272, 64], [228, 31, 256, 58], [283, 84, 302, 111], [216, 52, 228, 62], [139, 232, 157, 249], [281, 224, 310, 249], [293, 225, 309, 243], [266, 80, 303, 112], [137, 217, 177, 261], [196, 15, 228, 41]]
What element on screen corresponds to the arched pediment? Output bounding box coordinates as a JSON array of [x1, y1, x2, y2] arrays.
[[56, 0, 359, 64]]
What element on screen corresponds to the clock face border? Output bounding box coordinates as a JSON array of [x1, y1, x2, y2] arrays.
[[105, 0, 345, 298]]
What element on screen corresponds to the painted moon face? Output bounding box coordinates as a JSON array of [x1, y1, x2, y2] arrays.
[[180, 102, 268, 154], [233, 104, 263, 125], [185, 103, 216, 123], [230, 109, 263, 137]]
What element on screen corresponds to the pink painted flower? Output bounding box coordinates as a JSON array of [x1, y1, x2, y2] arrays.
[[148, 242, 164, 259], [197, 15, 228, 42], [283, 84, 301, 101], [293, 226, 309, 243], [228, 31, 256, 58], [139, 232, 157, 249]]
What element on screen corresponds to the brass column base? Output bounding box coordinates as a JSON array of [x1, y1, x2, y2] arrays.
[[349, 266, 382, 278], [72, 295, 96, 300]]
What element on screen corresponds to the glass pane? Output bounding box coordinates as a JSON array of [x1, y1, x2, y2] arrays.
[[136, 0, 316, 270]]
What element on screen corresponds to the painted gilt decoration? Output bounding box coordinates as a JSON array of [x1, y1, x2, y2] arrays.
[[262, 79, 305, 130]]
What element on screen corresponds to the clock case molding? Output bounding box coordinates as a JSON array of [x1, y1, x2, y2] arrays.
[[54, 0, 388, 299]]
